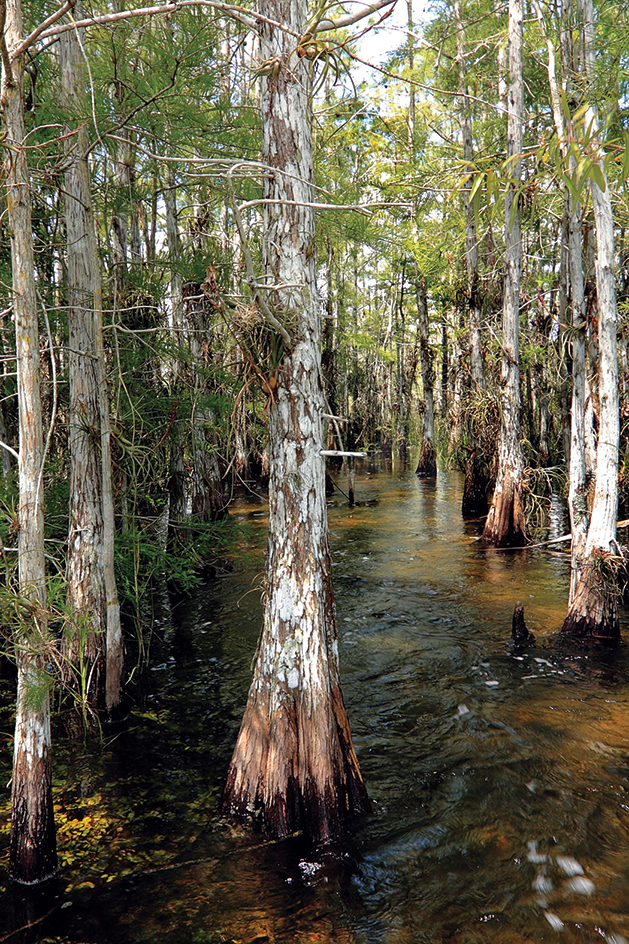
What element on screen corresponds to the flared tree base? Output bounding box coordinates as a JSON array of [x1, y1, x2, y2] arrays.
[[483, 473, 528, 547], [416, 440, 437, 478], [461, 449, 488, 517], [220, 679, 370, 843], [562, 560, 620, 640]]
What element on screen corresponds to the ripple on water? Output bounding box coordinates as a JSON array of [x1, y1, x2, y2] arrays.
[[2, 467, 627, 944]]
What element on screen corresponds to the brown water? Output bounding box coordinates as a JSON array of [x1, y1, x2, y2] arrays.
[[3, 463, 629, 943]]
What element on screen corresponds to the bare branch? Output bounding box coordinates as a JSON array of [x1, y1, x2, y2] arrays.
[[239, 197, 371, 215], [12, 0, 74, 60], [0, 0, 15, 86], [0, 439, 18, 461], [316, 0, 396, 33]]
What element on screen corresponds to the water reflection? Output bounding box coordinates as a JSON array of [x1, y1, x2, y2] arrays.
[[2, 466, 629, 943]]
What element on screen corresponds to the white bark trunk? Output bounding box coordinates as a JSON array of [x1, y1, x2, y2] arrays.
[[164, 163, 183, 337], [563, 0, 620, 638], [483, 0, 527, 547], [221, 0, 369, 839], [455, 0, 483, 390], [60, 7, 123, 711], [415, 275, 436, 477], [537, 0, 590, 603], [185, 296, 224, 519], [3, 0, 57, 882]]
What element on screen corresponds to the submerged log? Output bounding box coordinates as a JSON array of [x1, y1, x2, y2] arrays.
[[512, 601, 534, 644]]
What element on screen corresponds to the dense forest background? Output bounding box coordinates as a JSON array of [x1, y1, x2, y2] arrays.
[[4, 0, 629, 608], [2, 0, 629, 887]]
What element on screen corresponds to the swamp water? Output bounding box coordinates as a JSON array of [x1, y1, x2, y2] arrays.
[[3, 465, 629, 942]]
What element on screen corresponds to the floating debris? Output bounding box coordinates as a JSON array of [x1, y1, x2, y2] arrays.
[[533, 872, 553, 893], [544, 911, 565, 931], [527, 841, 547, 864], [564, 875, 595, 895], [555, 855, 584, 876]]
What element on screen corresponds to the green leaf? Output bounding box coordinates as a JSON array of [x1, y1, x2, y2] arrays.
[[508, 187, 522, 232], [559, 171, 580, 205], [469, 171, 485, 202], [587, 161, 607, 193], [622, 132, 629, 180], [560, 89, 571, 126]]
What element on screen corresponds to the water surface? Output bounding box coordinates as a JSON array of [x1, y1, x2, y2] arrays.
[[2, 464, 629, 943]]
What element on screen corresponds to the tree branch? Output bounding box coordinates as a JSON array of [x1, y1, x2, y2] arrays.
[[13, 0, 305, 59], [315, 0, 396, 33], [0, 0, 15, 86], [227, 168, 292, 348], [11, 0, 74, 60], [0, 439, 18, 461]]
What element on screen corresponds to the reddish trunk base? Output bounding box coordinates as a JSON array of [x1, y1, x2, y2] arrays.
[[482, 478, 528, 548], [461, 449, 488, 517], [221, 765, 370, 844], [220, 687, 371, 843], [416, 440, 437, 478], [562, 561, 620, 641]]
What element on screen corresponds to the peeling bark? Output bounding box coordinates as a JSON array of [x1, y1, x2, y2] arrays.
[[563, 0, 620, 640], [483, 0, 528, 548], [221, 0, 369, 840], [3, 0, 57, 882], [562, 558, 618, 639], [60, 6, 123, 713]]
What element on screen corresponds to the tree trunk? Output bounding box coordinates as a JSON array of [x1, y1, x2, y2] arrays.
[[181, 286, 225, 521], [565, 184, 590, 604], [60, 8, 123, 713], [3, 0, 57, 882], [483, 0, 528, 547], [455, 0, 489, 514], [164, 163, 188, 547], [563, 0, 620, 639], [537, 0, 590, 599], [415, 274, 436, 477], [221, 0, 369, 840], [111, 128, 130, 304], [455, 0, 484, 391], [321, 237, 337, 441], [558, 201, 572, 465], [61, 10, 106, 709]]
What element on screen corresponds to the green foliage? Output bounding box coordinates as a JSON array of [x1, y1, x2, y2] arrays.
[[114, 514, 243, 615]]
